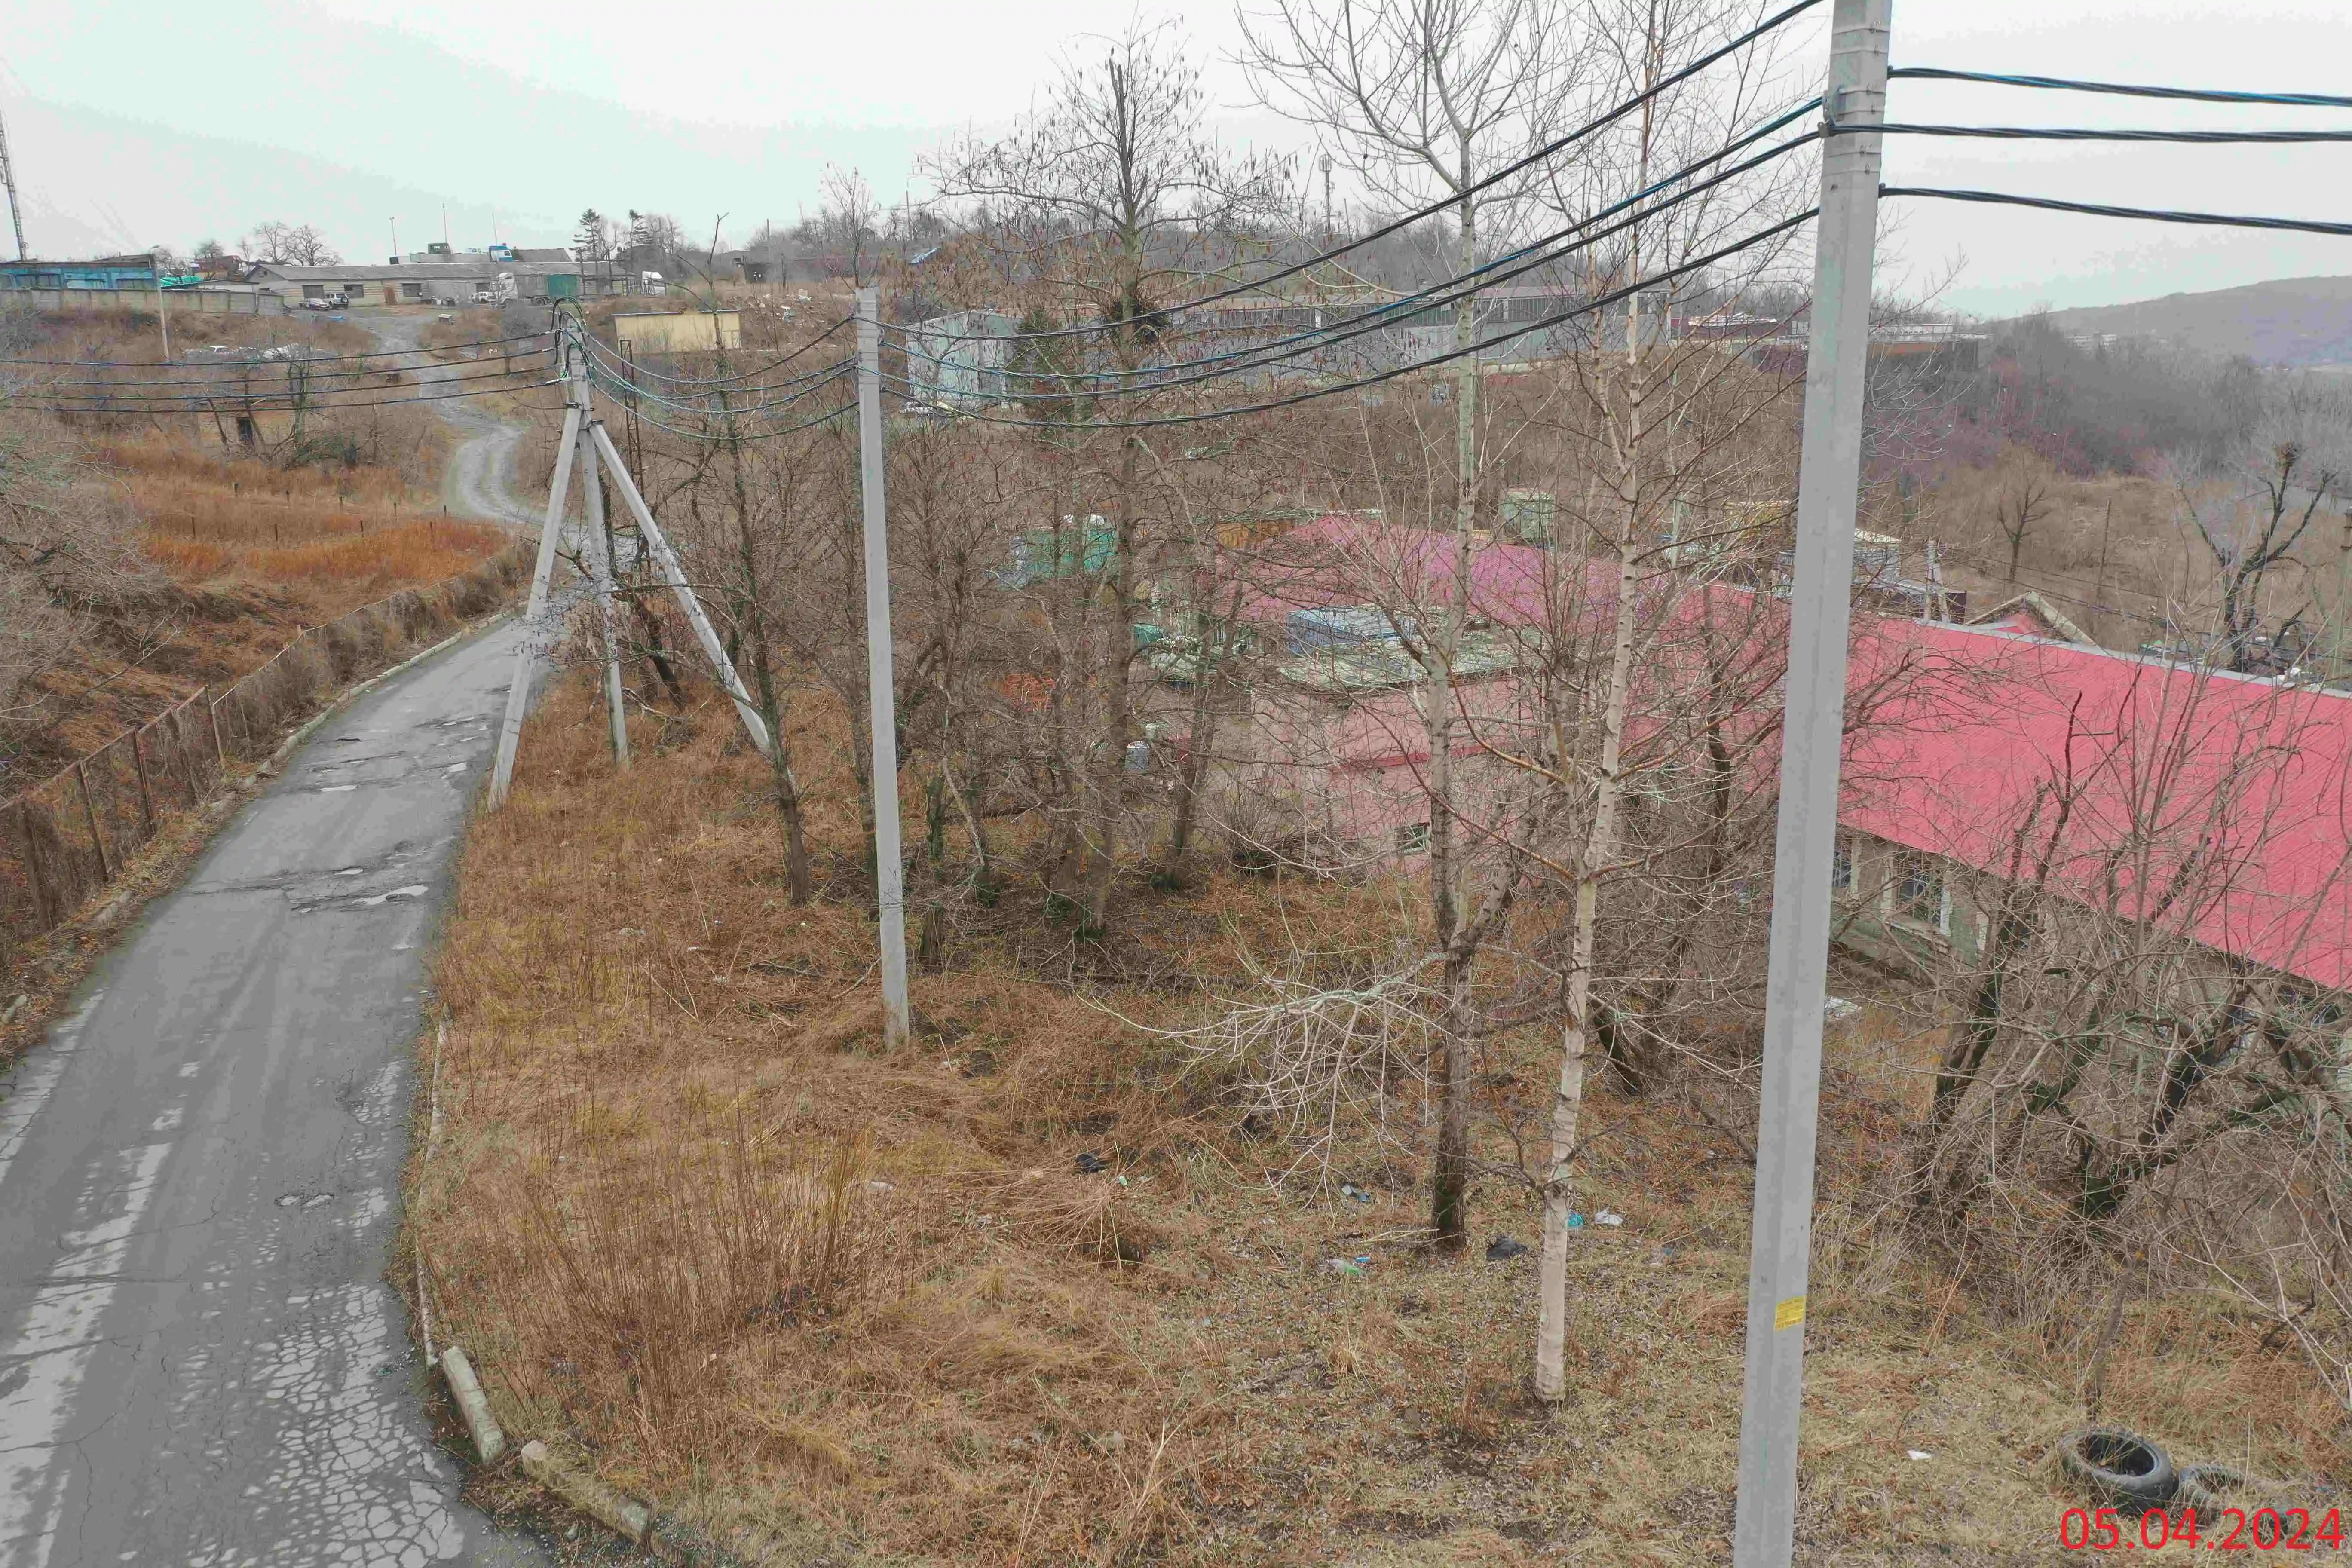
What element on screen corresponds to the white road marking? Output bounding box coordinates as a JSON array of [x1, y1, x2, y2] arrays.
[[0, 1139, 176, 1566]]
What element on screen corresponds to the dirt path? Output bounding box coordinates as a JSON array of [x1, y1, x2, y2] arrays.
[[365, 315, 541, 529]]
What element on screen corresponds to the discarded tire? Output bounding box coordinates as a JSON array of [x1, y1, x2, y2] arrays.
[[2058, 1427, 2177, 1513], [2174, 1463, 2246, 1517]]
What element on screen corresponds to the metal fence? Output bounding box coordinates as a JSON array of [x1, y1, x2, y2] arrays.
[[0, 542, 531, 971]]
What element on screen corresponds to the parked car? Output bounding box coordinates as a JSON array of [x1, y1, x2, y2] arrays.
[[471, 290, 493, 304]]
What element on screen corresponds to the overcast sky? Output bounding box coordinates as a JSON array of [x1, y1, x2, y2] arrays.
[[2, 0, 2349, 316]]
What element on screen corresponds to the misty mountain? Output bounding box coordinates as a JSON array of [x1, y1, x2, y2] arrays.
[[2041, 276, 2352, 368], [0, 0, 947, 264]]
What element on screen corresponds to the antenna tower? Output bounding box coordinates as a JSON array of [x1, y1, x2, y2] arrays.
[[0, 103, 27, 261]]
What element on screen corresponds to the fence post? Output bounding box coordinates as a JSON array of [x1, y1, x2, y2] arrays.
[[16, 801, 52, 931], [74, 763, 111, 882], [130, 728, 156, 836], [168, 703, 196, 805], [210, 694, 227, 772]]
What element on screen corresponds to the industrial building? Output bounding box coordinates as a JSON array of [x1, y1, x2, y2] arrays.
[[243, 259, 582, 306]]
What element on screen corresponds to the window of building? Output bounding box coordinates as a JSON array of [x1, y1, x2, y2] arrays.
[[402, 281, 426, 300], [1397, 821, 1431, 854], [1831, 835, 1856, 897], [1892, 851, 1949, 934], [301, 283, 325, 300]]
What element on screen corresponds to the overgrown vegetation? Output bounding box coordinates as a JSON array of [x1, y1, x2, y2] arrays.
[[424, 679, 2344, 1562]]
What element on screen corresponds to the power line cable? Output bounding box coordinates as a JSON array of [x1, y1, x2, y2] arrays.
[[578, 312, 856, 387], [1886, 67, 2352, 111], [604, 386, 857, 444], [1878, 186, 2352, 239], [1867, 122, 2352, 144], [895, 110, 1821, 395], [918, 0, 1829, 349], [11, 354, 554, 394], [580, 337, 851, 405], [893, 129, 1821, 404], [878, 208, 1817, 431], [0, 329, 553, 371], [583, 357, 853, 420], [6, 359, 556, 403], [18, 378, 562, 414]]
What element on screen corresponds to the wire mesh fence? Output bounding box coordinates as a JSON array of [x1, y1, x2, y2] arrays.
[[0, 539, 533, 972]]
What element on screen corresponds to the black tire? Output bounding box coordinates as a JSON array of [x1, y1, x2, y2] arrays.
[[2058, 1427, 2177, 1514], [2174, 1463, 2246, 1518]]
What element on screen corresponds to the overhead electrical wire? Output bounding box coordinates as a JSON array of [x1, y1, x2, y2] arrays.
[[1885, 67, 2352, 111], [914, 0, 1830, 349], [0, 329, 553, 372], [1866, 122, 2352, 144], [6, 359, 557, 404], [18, 378, 563, 415], [581, 339, 852, 407], [876, 208, 1818, 432], [12, 355, 550, 392], [579, 312, 856, 387], [893, 134, 1816, 407], [604, 385, 857, 444], [9, 355, 554, 395], [1877, 187, 2352, 239], [893, 105, 1823, 395], [585, 358, 854, 420]]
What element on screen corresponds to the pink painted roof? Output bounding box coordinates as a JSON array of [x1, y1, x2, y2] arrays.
[[1230, 517, 2352, 989], [1232, 513, 1599, 627], [1844, 621, 2352, 992]]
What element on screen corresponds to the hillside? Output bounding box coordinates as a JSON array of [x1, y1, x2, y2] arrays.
[[2042, 274, 2352, 366]]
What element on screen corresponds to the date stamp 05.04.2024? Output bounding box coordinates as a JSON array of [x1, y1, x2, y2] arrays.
[[2061, 1505, 2348, 1553]]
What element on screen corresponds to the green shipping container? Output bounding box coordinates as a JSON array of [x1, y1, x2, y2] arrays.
[[545, 273, 580, 299]]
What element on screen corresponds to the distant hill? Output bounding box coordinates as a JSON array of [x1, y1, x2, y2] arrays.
[[2041, 276, 2352, 367]]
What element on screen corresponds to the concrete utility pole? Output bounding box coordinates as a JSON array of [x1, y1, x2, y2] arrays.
[[854, 287, 911, 1049], [490, 321, 585, 806], [1730, 2, 1889, 1564], [578, 417, 630, 766]]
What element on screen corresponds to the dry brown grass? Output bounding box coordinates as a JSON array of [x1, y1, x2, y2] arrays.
[[419, 680, 2347, 1565], [8, 433, 505, 769], [110, 435, 504, 605]]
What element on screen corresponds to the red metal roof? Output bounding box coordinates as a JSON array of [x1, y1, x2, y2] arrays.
[[1844, 620, 2352, 992], [1231, 515, 2352, 989]]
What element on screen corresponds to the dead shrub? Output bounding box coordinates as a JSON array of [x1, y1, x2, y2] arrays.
[[521, 1109, 894, 1418], [957, 1166, 1160, 1266]]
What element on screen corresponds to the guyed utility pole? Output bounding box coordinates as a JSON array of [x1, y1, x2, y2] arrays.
[[490, 309, 771, 804], [855, 287, 911, 1049], [490, 315, 585, 806], [1731, 2, 1888, 1564]]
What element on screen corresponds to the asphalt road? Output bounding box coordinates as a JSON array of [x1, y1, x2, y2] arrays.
[[0, 319, 574, 1566], [0, 624, 554, 1568]]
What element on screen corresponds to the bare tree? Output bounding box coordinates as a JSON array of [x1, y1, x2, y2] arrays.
[[0, 407, 156, 749], [816, 168, 882, 287], [1499, 0, 1813, 1396], [1992, 449, 2054, 582], [925, 17, 1292, 942], [1239, 0, 1590, 1252], [246, 220, 340, 267], [2169, 401, 2349, 674]]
